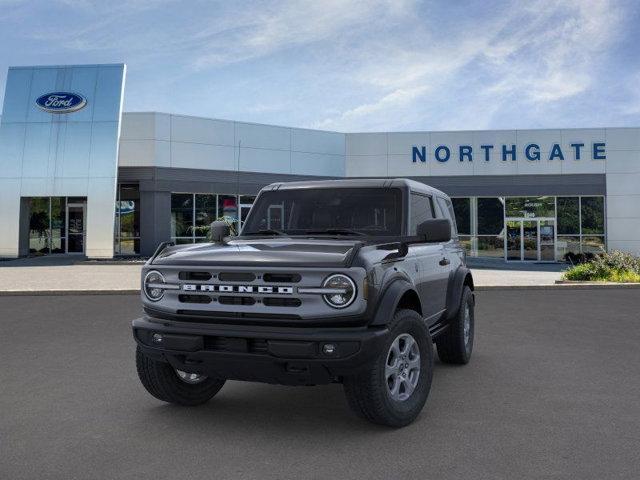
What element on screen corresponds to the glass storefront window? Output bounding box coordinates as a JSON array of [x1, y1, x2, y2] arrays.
[[27, 196, 84, 255], [557, 236, 581, 259], [218, 195, 238, 221], [450, 195, 606, 261], [477, 198, 504, 235], [458, 235, 472, 254], [451, 198, 471, 235], [477, 235, 504, 258], [114, 184, 140, 255], [170, 193, 256, 243], [557, 197, 579, 234], [582, 236, 606, 254], [194, 194, 216, 242], [505, 196, 555, 218], [171, 193, 194, 239], [29, 198, 50, 254], [581, 197, 605, 234]]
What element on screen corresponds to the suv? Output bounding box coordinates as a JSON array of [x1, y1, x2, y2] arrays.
[[133, 179, 475, 427]]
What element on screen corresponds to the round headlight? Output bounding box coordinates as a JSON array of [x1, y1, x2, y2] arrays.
[[322, 274, 356, 309], [144, 270, 166, 302]]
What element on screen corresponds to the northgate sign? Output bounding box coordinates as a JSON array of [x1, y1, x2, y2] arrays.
[[412, 142, 606, 163]]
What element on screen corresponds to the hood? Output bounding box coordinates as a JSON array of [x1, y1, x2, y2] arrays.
[[151, 238, 361, 268]]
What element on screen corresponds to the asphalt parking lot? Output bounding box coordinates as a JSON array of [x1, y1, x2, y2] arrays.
[[1, 289, 639, 480]]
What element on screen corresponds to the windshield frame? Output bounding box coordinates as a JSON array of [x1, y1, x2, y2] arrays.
[[239, 186, 408, 238]]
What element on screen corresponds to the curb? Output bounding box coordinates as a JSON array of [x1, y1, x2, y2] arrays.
[[0, 289, 140, 296], [477, 283, 640, 291]]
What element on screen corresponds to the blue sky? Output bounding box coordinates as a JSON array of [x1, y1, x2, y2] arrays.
[[1, 0, 639, 132]]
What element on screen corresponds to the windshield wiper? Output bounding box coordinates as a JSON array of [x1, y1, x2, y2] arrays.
[[243, 229, 287, 236], [303, 228, 366, 236]]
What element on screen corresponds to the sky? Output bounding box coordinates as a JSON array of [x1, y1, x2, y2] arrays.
[[0, 0, 639, 132]]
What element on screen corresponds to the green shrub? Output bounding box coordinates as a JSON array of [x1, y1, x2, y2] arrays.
[[563, 250, 640, 282]]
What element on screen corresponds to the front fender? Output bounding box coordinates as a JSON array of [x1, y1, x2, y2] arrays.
[[369, 279, 421, 326]]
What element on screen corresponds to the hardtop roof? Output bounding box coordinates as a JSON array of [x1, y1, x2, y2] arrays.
[[261, 178, 447, 198]]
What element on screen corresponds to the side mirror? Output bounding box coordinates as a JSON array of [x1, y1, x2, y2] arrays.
[[210, 221, 231, 243], [416, 218, 451, 243]]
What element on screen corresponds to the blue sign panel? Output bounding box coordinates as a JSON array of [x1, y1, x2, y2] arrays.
[[35, 92, 87, 114]]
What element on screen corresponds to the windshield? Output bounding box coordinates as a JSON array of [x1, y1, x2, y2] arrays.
[[241, 188, 403, 236]]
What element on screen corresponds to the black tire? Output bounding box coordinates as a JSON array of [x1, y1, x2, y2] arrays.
[[343, 309, 434, 427], [436, 286, 474, 364], [136, 346, 226, 406]]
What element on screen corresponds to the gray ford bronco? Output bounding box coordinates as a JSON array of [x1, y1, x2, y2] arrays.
[[133, 179, 475, 427]]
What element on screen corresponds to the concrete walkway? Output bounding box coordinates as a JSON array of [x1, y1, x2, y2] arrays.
[[0, 256, 142, 294], [0, 256, 567, 294]]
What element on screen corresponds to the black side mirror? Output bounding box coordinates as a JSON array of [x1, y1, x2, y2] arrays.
[[416, 218, 451, 243], [210, 221, 231, 243]]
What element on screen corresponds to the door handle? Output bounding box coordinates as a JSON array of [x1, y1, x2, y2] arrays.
[[439, 257, 450, 266]]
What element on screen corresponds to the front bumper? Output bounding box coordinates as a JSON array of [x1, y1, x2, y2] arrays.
[[132, 316, 389, 386]]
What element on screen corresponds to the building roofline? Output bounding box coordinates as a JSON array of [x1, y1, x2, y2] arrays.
[[8, 63, 125, 70], [123, 112, 639, 135]]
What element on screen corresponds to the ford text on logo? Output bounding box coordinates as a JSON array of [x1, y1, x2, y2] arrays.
[[35, 92, 87, 114], [412, 142, 606, 163]]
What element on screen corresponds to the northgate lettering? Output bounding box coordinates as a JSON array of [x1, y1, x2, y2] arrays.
[[411, 143, 606, 163]]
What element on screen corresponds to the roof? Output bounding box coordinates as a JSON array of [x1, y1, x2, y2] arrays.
[[261, 178, 447, 197]]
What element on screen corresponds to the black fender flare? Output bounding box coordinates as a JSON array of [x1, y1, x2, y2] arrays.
[[445, 266, 474, 320], [369, 279, 422, 326]]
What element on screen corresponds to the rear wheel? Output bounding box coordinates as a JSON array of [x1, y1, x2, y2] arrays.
[[436, 286, 474, 364], [343, 309, 433, 427], [136, 346, 226, 406]]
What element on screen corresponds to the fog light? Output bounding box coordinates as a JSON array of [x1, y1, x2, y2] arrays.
[[322, 343, 336, 355], [152, 333, 163, 344]]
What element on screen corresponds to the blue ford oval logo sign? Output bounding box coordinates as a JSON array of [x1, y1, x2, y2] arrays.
[[35, 92, 87, 114]]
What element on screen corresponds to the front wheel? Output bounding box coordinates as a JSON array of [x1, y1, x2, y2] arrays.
[[136, 346, 226, 406], [343, 309, 434, 427]]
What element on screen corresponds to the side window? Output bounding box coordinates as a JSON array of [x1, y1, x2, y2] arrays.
[[409, 193, 434, 235], [436, 197, 458, 239]]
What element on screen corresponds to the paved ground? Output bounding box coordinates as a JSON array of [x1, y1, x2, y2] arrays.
[[1, 289, 639, 480], [0, 256, 565, 292]]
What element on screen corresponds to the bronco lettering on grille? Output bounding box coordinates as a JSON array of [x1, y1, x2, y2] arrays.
[[182, 284, 294, 294]]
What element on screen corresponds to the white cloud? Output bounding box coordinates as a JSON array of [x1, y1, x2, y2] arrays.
[[314, 0, 625, 130], [2, 0, 631, 131]]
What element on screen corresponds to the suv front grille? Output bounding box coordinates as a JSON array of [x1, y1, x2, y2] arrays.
[[218, 272, 256, 282], [219, 296, 256, 306], [178, 294, 212, 304], [262, 273, 301, 283], [263, 297, 302, 307], [179, 271, 212, 281]]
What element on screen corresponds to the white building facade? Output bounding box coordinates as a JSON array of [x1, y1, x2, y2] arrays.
[[1, 64, 639, 260]]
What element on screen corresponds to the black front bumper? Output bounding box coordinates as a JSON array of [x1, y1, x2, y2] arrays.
[[132, 316, 389, 386]]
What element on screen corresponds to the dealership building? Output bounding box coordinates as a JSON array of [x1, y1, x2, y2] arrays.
[[1, 63, 639, 261]]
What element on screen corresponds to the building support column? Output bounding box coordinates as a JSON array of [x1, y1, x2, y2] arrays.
[[139, 189, 172, 257]]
